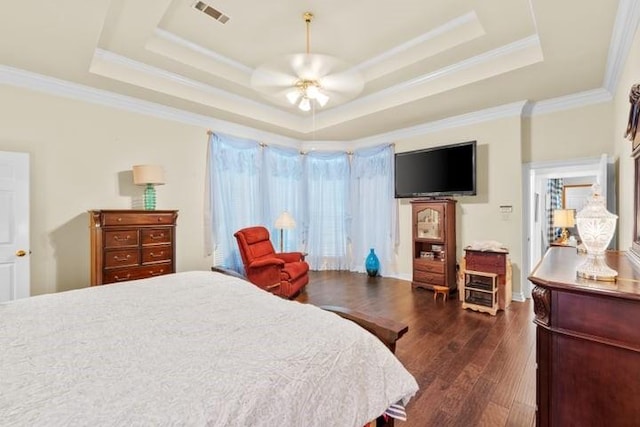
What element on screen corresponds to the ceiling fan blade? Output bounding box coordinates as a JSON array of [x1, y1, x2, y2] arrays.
[[251, 70, 298, 98], [320, 70, 364, 96], [287, 53, 344, 80]]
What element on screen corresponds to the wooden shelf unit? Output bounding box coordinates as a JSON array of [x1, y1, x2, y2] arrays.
[[410, 199, 457, 293], [462, 270, 498, 315], [459, 248, 511, 311]]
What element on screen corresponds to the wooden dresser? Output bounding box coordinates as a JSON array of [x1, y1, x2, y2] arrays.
[[528, 247, 640, 426], [89, 210, 178, 285]]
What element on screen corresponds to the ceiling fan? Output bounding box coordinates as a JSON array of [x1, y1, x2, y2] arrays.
[[251, 12, 364, 112]]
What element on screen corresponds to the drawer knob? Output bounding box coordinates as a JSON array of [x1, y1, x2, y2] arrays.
[[114, 274, 131, 282], [150, 252, 163, 258], [149, 269, 164, 276], [150, 233, 164, 240], [113, 235, 130, 242], [117, 217, 122, 222], [113, 254, 131, 262], [157, 217, 162, 222]]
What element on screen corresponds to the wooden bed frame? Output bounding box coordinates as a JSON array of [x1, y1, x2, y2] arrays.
[[211, 266, 409, 426]]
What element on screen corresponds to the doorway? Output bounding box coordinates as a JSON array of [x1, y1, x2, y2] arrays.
[[521, 154, 615, 299], [0, 151, 30, 302]]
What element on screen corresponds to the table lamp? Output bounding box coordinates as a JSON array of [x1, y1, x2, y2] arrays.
[[553, 209, 575, 244], [275, 211, 296, 252], [133, 165, 165, 210]]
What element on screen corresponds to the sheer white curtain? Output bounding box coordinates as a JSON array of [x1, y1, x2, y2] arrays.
[[263, 146, 304, 253], [350, 145, 397, 275], [209, 133, 263, 272], [304, 151, 350, 270]]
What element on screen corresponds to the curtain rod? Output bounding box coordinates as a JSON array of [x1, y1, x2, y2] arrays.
[[206, 130, 394, 154]]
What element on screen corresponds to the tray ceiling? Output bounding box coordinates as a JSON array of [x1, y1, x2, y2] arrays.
[[0, 0, 621, 140]]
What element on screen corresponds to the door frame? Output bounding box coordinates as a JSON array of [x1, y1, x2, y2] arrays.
[[521, 155, 615, 299]]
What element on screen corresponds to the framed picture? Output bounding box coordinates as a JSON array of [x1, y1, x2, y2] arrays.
[[563, 184, 592, 211]]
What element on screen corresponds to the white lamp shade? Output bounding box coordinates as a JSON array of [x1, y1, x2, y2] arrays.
[[275, 211, 296, 229], [553, 209, 575, 228], [133, 165, 165, 185], [298, 98, 311, 112]]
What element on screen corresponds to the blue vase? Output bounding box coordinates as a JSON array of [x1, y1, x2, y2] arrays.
[[365, 248, 380, 277]]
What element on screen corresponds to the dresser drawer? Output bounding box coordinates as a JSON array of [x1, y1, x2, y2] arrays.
[[102, 212, 176, 226], [104, 230, 139, 248], [103, 263, 172, 284], [104, 249, 140, 269], [414, 260, 445, 274], [465, 251, 506, 275], [142, 246, 172, 264], [141, 228, 172, 245], [413, 270, 445, 285]]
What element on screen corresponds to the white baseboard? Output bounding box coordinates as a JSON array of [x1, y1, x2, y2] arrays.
[[384, 272, 412, 282], [511, 291, 526, 302]]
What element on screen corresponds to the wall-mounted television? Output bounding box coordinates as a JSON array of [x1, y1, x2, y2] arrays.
[[394, 141, 477, 198]]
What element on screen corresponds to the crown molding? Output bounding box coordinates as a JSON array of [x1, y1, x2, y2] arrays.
[[0, 63, 617, 150], [0, 64, 299, 146], [352, 101, 528, 147], [603, 0, 640, 92], [525, 88, 612, 117], [91, 48, 308, 132], [332, 35, 540, 117], [354, 11, 483, 79], [93, 48, 276, 111], [151, 28, 253, 76]]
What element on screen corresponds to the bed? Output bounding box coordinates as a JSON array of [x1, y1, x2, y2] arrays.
[[0, 271, 418, 426]]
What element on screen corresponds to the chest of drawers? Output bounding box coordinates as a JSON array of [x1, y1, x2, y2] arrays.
[[89, 210, 178, 285]]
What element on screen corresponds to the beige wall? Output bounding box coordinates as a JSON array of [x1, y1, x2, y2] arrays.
[[2, 31, 637, 299], [0, 85, 212, 295], [613, 26, 640, 249], [524, 102, 613, 164], [395, 116, 524, 295]]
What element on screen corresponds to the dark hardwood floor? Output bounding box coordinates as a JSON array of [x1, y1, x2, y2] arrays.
[[296, 271, 536, 427]]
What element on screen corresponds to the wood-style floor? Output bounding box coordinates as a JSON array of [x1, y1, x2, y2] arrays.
[[296, 271, 536, 427]]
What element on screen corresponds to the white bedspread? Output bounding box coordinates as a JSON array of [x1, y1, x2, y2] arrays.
[[0, 271, 418, 426]]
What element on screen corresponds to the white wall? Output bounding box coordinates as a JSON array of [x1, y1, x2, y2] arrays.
[[0, 84, 211, 295]]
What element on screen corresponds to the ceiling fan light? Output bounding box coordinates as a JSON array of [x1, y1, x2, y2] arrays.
[[299, 98, 311, 112], [306, 84, 320, 99], [316, 92, 329, 107], [286, 90, 301, 105]]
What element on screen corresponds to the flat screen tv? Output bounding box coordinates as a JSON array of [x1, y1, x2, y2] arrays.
[[395, 141, 477, 198]]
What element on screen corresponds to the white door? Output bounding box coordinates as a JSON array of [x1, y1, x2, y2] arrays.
[[0, 151, 30, 302]]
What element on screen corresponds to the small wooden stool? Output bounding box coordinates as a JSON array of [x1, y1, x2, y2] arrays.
[[432, 285, 448, 302]]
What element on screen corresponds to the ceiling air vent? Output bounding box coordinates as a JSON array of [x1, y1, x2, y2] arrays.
[[193, 1, 230, 24]]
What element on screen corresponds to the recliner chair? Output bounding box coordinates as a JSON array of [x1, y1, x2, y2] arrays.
[[234, 226, 309, 299]]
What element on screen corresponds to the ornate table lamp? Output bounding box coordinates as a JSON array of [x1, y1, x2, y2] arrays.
[[132, 165, 165, 210], [553, 209, 576, 244], [275, 211, 296, 252], [575, 184, 618, 281]]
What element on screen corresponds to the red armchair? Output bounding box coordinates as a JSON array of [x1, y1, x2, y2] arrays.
[[234, 226, 309, 299]]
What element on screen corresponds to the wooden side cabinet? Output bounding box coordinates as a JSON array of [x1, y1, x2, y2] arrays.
[[89, 210, 178, 285], [410, 199, 457, 293], [460, 248, 512, 310]]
